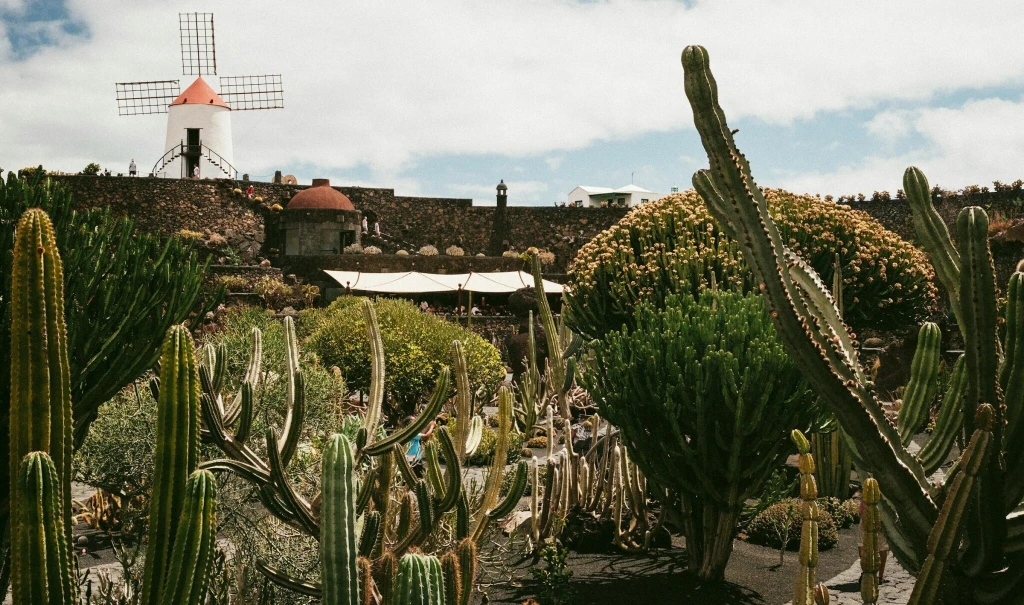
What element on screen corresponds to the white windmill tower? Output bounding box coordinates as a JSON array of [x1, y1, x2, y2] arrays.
[[115, 13, 284, 179]]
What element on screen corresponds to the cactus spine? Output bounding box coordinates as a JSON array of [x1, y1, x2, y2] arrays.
[[8, 209, 73, 603], [140, 325, 202, 605], [14, 452, 74, 605], [323, 433, 360, 605], [792, 430, 822, 605]]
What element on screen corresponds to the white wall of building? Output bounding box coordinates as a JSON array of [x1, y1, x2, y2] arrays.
[[159, 104, 233, 178], [567, 185, 661, 208]]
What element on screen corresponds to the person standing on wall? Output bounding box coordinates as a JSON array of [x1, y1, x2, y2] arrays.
[[362, 216, 369, 233], [129, 159, 137, 177], [193, 165, 200, 179], [373, 220, 381, 237]]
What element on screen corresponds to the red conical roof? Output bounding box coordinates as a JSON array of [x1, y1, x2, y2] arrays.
[[170, 77, 230, 109]]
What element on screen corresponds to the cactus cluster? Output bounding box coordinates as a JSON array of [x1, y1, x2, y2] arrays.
[[5, 209, 218, 605], [682, 45, 1024, 602], [197, 300, 526, 601]]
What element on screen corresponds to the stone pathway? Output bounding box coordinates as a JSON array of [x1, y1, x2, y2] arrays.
[[789, 558, 914, 604]]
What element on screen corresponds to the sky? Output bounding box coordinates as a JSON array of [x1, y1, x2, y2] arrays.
[[2, 0, 1024, 206]]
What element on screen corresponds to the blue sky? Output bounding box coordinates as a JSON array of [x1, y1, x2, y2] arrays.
[[3, 0, 1024, 205]]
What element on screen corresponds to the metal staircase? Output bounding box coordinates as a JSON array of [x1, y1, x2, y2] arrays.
[[150, 139, 238, 179]]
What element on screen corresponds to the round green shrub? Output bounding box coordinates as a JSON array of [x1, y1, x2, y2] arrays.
[[526, 436, 548, 449], [567, 189, 936, 339], [746, 499, 839, 551], [819, 496, 858, 530], [303, 297, 505, 417]]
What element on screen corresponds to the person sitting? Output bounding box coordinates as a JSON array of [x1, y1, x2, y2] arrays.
[[471, 305, 481, 316], [404, 416, 437, 474], [246, 185, 255, 199]]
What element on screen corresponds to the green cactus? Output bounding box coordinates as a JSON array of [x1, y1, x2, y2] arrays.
[[396, 553, 446, 605], [440, 551, 460, 605], [14, 452, 74, 605], [157, 469, 218, 605], [140, 325, 202, 605], [322, 433, 360, 605], [896, 323, 942, 444], [792, 430, 821, 605], [8, 209, 73, 602], [681, 45, 1024, 602]]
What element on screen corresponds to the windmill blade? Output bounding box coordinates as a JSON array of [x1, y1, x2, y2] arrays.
[[179, 12, 217, 76], [115, 80, 180, 115], [218, 75, 284, 111]]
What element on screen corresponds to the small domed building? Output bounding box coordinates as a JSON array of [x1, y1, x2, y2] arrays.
[[277, 179, 362, 255]]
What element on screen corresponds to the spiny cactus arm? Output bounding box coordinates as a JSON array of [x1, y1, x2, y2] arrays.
[[486, 460, 529, 522], [254, 559, 323, 597], [455, 539, 477, 605], [682, 45, 937, 553], [908, 405, 995, 605], [452, 341, 472, 462], [441, 552, 461, 605], [394, 442, 418, 487], [14, 452, 75, 605], [918, 356, 966, 476], [530, 457, 541, 543], [792, 431, 819, 605], [157, 470, 218, 605], [1003, 273, 1024, 509], [364, 368, 450, 457], [358, 511, 382, 558], [456, 492, 471, 539], [9, 209, 74, 549], [433, 428, 464, 513], [358, 557, 374, 605], [234, 381, 255, 445], [530, 254, 567, 415], [416, 479, 436, 536], [396, 553, 446, 605], [904, 167, 962, 329], [322, 433, 361, 605], [277, 317, 306, 468], [226, 327, 262, 423], [471, 385, 514, 541], [464, 416, 483, 457], [896, 323, 942, 444], [265, 427, 319, 535], [860, 478, 882, 605], [361, 300, 385, 446], [141, 325, 201, 605], [956, 207, 1004, 574]]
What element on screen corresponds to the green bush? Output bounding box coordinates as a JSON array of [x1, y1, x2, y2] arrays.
[[584, 290, 814, 579], [746, 499, 839, 551], [567, 189, 936, 339], [303, 297, 505, 417], [819, 496, 859, 530]]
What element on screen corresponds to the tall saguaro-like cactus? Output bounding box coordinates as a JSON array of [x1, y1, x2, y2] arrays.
[[681, 45, 1024, 602], [14, 452, 75, 605], [8, 208, 73, 601], [140, 325, 202, 605]]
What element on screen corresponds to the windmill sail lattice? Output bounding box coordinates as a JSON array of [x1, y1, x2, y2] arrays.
[[179, 12, 217, 75], [218, 75, 284, 111], [115, 80, 180, 115]]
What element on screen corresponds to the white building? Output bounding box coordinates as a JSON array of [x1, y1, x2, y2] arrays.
[[157, 77, 235, 179], [567, 184, 662, 208]]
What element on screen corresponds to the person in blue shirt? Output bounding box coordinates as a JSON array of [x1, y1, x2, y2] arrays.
[[404, 416, 437, 474]]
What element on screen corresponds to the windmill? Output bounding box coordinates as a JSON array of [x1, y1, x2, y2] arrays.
[[115, 12, 284, 179]]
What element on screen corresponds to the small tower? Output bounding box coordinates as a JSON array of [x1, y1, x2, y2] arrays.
[[163, 77, 233, 179], [496, 179, 508, 209]]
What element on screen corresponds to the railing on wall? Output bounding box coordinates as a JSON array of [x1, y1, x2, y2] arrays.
[[149, 140, 238, 179]]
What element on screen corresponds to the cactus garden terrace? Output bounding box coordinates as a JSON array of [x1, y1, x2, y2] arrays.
[[9, 26, 1024, 605]]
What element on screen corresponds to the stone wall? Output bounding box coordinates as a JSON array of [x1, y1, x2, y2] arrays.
[[48, 174, 1024, 282]]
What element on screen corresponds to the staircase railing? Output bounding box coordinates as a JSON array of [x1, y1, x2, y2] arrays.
[[149, 140, 238, 180]]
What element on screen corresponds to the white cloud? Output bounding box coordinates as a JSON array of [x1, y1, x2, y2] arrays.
[[780, 97, 1024, 195], [2, 0, 1024, 183], [545, 156, 564, 171], [865, 110, 913, 145]]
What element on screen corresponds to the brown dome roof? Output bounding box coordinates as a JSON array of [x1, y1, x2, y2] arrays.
[[287, 179, 355, 211]]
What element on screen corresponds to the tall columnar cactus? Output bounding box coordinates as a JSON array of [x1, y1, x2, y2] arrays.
[[140, 325, 202, 605], [322, 433, 360, 605], [682, 45, 1024, 602], [157, 469, 218, 605], [861, 478, 882, 605], [8, 209, 73, 601], [792, 430, 822, 605], [396, 553, 446, 605], [14, 452, 74, 605]]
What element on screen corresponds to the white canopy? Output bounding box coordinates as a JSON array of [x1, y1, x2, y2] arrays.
[[324, 270, 564, 294]]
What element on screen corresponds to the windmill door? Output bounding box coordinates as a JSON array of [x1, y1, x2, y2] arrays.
[[184, 128, 201, 178]]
